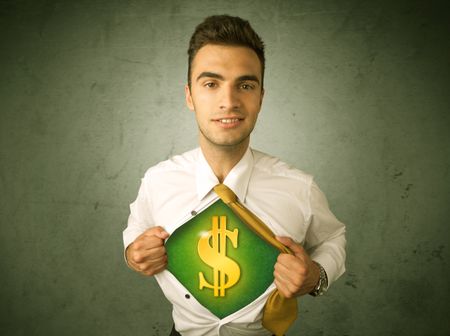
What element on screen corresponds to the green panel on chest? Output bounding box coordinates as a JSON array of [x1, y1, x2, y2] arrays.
[[166, 199, 279, 319]]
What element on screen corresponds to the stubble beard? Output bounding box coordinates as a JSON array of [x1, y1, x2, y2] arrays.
[[198, 124, 253, 152]]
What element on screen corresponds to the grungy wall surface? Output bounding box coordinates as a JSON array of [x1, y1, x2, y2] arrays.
[[1, 1, 449, 335]]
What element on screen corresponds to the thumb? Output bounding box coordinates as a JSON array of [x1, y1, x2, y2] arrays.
[[276, 236, 304, 255], [144, 226, 170, 239], [155, 227, 170, 240], [156, 231, 170, 240]]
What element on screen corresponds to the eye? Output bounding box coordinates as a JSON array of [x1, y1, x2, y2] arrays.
[[239, 83, 254, 90], [204, 82, 217, 88]]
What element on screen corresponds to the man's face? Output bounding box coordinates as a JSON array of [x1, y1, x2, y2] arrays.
[[185, 44, 264, 150]]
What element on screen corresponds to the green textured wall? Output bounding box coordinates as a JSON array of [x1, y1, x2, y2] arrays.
[[1, 1, 449, 335]]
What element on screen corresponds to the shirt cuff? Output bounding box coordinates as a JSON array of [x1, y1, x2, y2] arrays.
[[311, 250, 345, 288]]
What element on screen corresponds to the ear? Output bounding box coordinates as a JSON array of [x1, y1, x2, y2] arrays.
[[259, 88, 265, 107], [185, 84, 195, 111]]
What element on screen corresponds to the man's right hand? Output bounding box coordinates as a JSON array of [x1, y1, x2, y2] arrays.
[[126, 226, 170, 276]]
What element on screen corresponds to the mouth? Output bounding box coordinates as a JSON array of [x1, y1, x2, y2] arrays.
[[216, 118, 242, 124], [212, 117, 244, 128]]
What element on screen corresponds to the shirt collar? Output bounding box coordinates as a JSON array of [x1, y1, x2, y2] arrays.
[[196, 147, 254, 202]]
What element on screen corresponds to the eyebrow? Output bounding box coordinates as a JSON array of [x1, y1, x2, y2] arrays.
[[236, 75, 260, 85], [196, 72, 260, 85], [196, 72, 224, 82]]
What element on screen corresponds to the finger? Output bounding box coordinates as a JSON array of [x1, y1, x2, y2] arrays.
[[276, 236, 305, 257], [149, 260, 168, 275], [142, 226, 170, 239], [134, 235, 166, 251], [274, 265, 304, 298], [274, 264, 290, 284], [274, 257, 305, 287], [144, 245, 167, 261], [274, 276, 296, 299], [140, 258, 168, 276], [139, 253, 168, 271], [276, 253, 305, 271], [156, 231, 170, 240], [153, 226, 170, 240], [134, 244, 167, 264]]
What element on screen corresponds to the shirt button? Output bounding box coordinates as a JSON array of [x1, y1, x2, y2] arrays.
[[191, 210, 197, 216]]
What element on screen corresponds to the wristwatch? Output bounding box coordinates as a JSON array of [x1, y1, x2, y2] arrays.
[[310, 262, 328, 297]]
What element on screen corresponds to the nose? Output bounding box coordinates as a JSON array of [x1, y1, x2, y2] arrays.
[[219, 85, 240, 110]]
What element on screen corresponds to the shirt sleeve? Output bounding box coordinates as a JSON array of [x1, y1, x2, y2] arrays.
[[304, 180, 346, 287], [122, 176, 155, 250]]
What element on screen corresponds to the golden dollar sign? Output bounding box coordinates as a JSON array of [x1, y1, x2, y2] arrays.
[[197, 215, 241, 297]]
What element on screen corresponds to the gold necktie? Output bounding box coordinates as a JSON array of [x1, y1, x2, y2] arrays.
[[213, 184, 298, 336]]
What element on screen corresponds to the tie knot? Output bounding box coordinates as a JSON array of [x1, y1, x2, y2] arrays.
[[214, 184, 237, 204]]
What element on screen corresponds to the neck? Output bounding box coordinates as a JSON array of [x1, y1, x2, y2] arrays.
[[199, 137, 249, 183]]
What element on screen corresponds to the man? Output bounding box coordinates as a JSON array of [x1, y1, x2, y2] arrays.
[[123, 15, 346, 336]]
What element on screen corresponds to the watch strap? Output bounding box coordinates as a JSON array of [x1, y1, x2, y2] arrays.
[[310, 262, 328, 297]]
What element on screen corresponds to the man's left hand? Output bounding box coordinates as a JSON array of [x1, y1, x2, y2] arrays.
[[273, 236, 320, 298]]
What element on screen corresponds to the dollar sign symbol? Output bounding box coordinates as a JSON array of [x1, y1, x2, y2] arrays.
[[197, 215, 241, 297]]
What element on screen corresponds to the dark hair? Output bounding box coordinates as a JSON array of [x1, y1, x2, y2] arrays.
[[187, 15, 265, 88]]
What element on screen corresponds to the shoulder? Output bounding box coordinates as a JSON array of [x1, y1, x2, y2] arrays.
[[143, 148, 199, 179], [251, 149, 313, 186]]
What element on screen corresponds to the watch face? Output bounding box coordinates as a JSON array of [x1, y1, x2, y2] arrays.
[[165, 199, 279, 318]]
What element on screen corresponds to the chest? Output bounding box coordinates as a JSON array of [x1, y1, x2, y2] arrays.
[[151, 185, 310, 244]]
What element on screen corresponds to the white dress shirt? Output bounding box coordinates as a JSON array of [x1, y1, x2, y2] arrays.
[[123, 147, 346, 336]]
